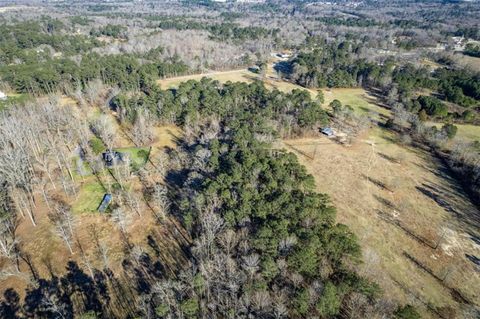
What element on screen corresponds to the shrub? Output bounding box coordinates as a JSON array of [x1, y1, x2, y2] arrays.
[[442, 123, 458, 139], [89, 137, 105, 155], [137, 149, 150, 163], [462, 110, 475, 122], [155, 304, 169, 317], [180, 298, 199, 317], [418, 109, 428, 122], [394, 305, 421, 319], [417, 95, 448, 118]]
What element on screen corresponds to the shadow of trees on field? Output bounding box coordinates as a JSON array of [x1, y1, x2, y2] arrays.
[[377, 152, 401, 164], [416, 182, 480, 230], [0, 234, 176, 318], [465, 254, 480, 269]]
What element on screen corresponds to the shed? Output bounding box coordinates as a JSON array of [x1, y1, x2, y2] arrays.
[[102, 150, 125, 167], [98, 194, 112, 213], [321, 127, 335, 137], [277, 53, 291, 59]]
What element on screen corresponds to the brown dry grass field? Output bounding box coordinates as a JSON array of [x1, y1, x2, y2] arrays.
[[282, 128, 480, 317], [454, 54, 480, 73], [157, 60, 320, 95]]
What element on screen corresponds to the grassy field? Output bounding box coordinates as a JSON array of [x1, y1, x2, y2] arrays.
[[454, 54, 480, 72], [0, 93, 30, 110], [157, 62, 320, 96], [114, 146, 150, 168], [71, 177, 106, 214], [426, 121, 480, 143], [283, 125, 480, 317], [454, 123, 480, 141], [322, 88, 390, 117], [157, 69, 257, 89]]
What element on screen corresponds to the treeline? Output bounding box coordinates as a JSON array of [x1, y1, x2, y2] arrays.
[[287, 39, 393, 88], [311, 16, 434, 30], [90, 24, 127, 39], [153, 18, 279, 42], [0, 20, 102, 64], [112, 78, 327, 137], [315, 16, 380, 28], [287, 40, 480, 121], [464, 43, 480, 58], [453, 27, 480, 41], [392, 65, 480, 118], [0, 50, 188, 95]]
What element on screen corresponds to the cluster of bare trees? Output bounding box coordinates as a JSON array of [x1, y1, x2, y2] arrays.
[[93, 29, 268, 72], [0, 100, 93, 286], [0, 101, 80, 227]]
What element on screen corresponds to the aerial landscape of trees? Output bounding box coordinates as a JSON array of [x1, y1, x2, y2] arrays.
[[0, 0, 480, 318]]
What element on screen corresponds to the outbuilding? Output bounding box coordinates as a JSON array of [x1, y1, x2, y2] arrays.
[[321, 127, 335, 137], [98, 194, 112, 213]]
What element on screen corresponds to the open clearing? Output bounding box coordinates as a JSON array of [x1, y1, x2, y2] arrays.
[[158, 61, 320, 95], [282, 126, 480, 317], [427, 121, 480, 143]]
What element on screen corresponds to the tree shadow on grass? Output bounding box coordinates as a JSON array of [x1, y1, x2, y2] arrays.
[[0, 289, 21, 318], [416, 183, 480, 231], [465, 254, 480, 269], [2, 260, 126, 318]]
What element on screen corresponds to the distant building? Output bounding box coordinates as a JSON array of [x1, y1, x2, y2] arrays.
[[321, 127, 335, 137], [277, 52, 291, 59], [0, 91, 7, 101], [98, 194, 112, 213], [102, 150, 126, 167], [248, 65, 260, 73]]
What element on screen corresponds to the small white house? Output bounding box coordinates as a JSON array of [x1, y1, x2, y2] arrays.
[[0, 91, 7, 101]]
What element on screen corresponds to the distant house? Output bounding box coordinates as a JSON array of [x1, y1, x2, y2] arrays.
[[102, 150, 126, 167], [321, 127, 335, 137], [248, 66, 260, 73], [277, 52, 291, 59], [98, 194, 112, 213], [0, 91, 7, 101]]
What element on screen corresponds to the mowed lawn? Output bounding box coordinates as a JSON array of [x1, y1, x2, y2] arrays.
[[71, 177, 106, 214], [322, 87, 390, 118]]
